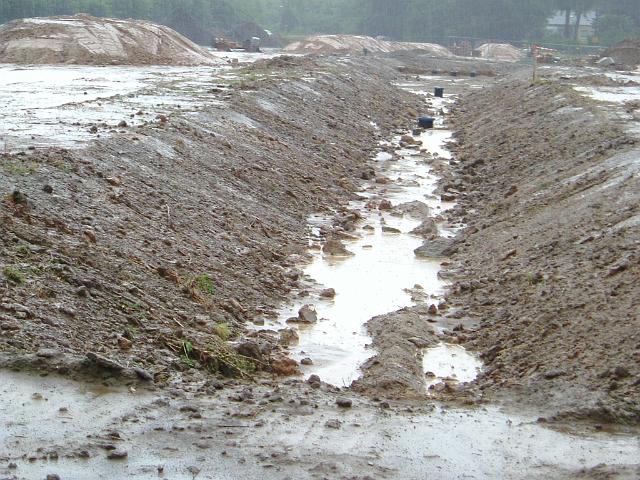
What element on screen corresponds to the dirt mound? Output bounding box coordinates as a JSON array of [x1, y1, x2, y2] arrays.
[[0, 14, 221, 65], [283, 34, 452, 57], [475, 43, 524, 62], [602, 38, 640, 69], [445, 80, 640, 422]]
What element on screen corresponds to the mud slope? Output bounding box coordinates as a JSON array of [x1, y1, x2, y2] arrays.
[[0, 56, 423, 382], [0, 14, 220, 65], [443, 79, 640, 422]]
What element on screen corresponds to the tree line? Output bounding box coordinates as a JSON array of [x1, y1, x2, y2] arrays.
[[0, 0, 638, 46]]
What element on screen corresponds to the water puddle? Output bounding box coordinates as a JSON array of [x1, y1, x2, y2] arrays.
[[423, 342, 483, 389], [0, 50, 285, 151], [262, 85, 480, 388], [574, 85, 640, 103]]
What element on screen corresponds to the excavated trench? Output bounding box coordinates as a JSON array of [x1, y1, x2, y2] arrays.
[[1, 58, 639, 479]]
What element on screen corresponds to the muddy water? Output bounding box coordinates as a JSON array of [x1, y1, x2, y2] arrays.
[[264, 87, 481, 389], [0, 51, 281, 152]]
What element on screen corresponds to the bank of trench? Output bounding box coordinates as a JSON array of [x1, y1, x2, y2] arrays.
[[0, 55, 427, 383]]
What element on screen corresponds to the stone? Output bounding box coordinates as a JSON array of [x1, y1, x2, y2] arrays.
[[322, 239, 354, 256], [325, 419, 342, 429], [410, 219, 438, 237], [270, 355, 299, 376], [382, 226, 401, 234], [236, 341, 263, 362], [107, 450, 128, 460], [43, 184, 54, 194], [378, 199, 393, 210], [46, 475, 61, 480], [278, 328, 299, 346], [117, 336, 132, 350], [297, 305, 318, 323], [86, 352, 125, 371], [300, 358, 313, 365], [320, 288, 336, 299], [414, 238, 457, 258], [117, 120, 128, 128], [336, 397, 353, 408]]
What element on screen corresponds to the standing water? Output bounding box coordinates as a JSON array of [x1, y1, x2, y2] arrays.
[[265, 86, 480, 389]]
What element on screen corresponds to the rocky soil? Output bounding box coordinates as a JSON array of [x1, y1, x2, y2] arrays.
[[0, 55, 424, 385], [439, 75, 640, 423]]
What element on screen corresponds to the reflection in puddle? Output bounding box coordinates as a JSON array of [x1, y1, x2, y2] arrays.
[[423, 342, 482, 389]]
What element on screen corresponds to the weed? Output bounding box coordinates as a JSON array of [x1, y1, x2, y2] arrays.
[[16, 245, 31, 257], [181, 340, 195, 368], [194, 274, 215, 295], [125, 325, 139, 340], [3, 266, 25, 284], [213, 322, 231, 341]]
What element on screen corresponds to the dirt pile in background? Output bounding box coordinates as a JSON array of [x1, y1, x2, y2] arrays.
[[0, 14, 221, 65], [284, 34, 452, 57], [602, 38, 640, 69], [441, 79, 640, 422], [475, 43, 524, 62]]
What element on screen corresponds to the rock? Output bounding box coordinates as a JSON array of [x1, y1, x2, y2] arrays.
[[613, 366, 630, 379], [320, 288, 336, 298], [270, 355, 299, 376], [133, 368, 153, 381], [414, 238, 457, 258], [505, 185, 518, 197], [322, 238, 354, 256], [297, 304, 318, 323], [106, 450, 128, 460], [543, 369, 567, 380], [307, 374, 321, 387], [407, 337, 431, 348], [410, 219, 438, 237], [117, 336, 132, 350], [89, 125, 98, 134], [76, 286, 89, 297], [428, 304, 438, 315], [396, 201, 431, 219], [336, 397, 353, 408], [300, 357, 313, 365], [360, 168, 375, 180], [278, 328, 299, 346], [43, 184, 54, 194], [378, 199, 393, 210], [46, 475, 61, 480], [117, 120, 128, 128], [86, 352, 125, 371], [236, 341, 263, 362], [11, 190, 28, 206], [325, 419, 342, 429], [382, 226, 401, 234], [83, 229, 97, 243]]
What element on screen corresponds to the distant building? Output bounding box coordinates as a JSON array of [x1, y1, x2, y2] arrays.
[[547, 10, 597, 42]]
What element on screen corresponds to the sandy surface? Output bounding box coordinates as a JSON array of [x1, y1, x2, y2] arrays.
[[284, 34, 452, 57], [0, 14, 221, 65]]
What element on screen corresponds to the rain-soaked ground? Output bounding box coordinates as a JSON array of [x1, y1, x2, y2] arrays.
[[1, 66, 639, 479], [0, 50, 280, 152]]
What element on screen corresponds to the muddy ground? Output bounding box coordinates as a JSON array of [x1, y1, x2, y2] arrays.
[[1, 51, 639, 478], [438, 72, 640, 423]]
